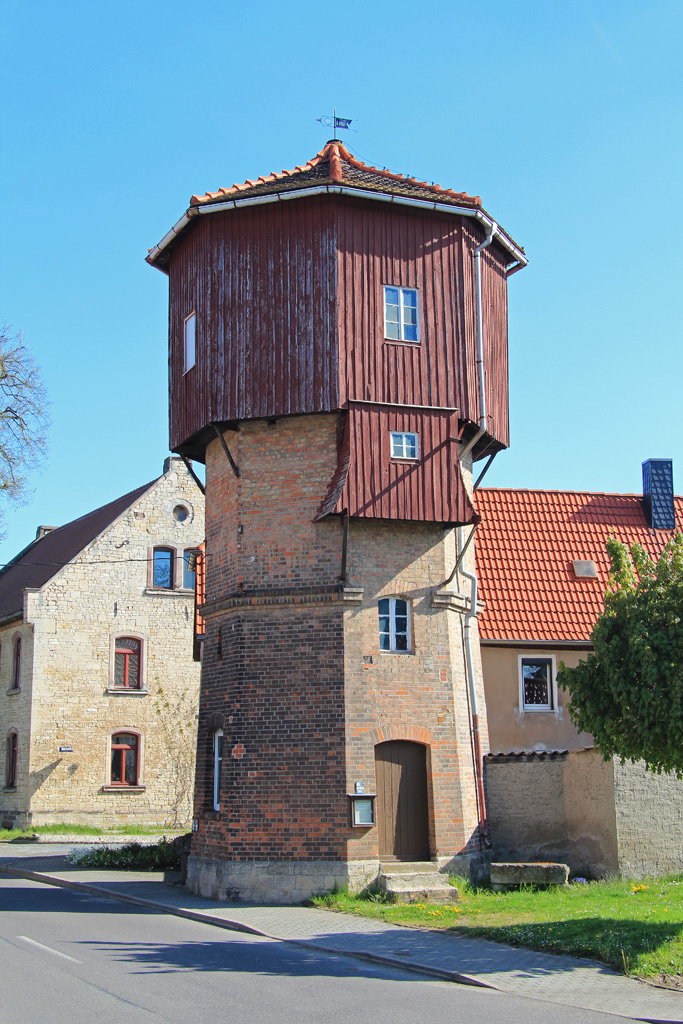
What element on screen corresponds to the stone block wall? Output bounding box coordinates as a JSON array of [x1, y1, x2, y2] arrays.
[[485, 748, 619, 878], [613, 759, 683, 878], [0, 458, 204, 829], [0, 621, 35, 828]]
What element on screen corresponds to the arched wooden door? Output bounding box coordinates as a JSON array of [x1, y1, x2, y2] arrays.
[[375, 741, 430, 861]]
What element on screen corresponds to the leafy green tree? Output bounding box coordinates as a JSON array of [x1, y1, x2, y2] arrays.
[[559, 533, 683, 775]]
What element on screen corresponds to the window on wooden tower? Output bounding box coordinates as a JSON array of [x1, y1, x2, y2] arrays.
[[384, 286, 419, 342], [184, 312, 196, 372], [153, 547, 174, 589], [378, 597, 411, 653], [519, 656, 556, 712], [390, 431, 419, 460], [110, 732, 140, 786]]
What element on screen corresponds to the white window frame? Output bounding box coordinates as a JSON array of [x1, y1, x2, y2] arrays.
[[518, 654, 558, 712], [390, 431, 419, 461], [213, 729, 223, 811], [383, 286, 420, 343], [378, 597, 412, 654], [184, 312, 196, 373]]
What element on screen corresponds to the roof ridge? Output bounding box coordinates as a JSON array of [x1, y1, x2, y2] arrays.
[[189, 141, 482, 208], [478, 486, 683, 500]]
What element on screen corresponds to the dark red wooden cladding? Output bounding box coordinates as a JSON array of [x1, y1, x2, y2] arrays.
[[168, 197, 338, 451], [336, 201, 510, 447], [329, 405, 475, 524], [168, 193, 510, 457]]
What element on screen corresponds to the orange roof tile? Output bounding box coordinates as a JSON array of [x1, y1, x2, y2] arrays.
[[475, 488, 683, 644], [189, 140, 483, 210]]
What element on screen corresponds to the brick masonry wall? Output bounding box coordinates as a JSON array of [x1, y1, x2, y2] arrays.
[[191, 416, 487, 891], [195, 416, 348, 864], [0, 459, 204, 829]]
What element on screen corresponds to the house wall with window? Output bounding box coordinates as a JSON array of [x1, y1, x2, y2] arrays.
[[481, 646, 594, 753], [0, 457, 204, 830], [0, 622, 35, 827]]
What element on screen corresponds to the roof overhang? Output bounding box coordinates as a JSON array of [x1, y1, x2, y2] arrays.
[[146, 184, 528, 275]]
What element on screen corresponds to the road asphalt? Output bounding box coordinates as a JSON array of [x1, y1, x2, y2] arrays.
[[1, 842, 682, 1023]]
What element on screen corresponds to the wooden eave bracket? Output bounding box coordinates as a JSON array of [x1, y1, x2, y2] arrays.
[[210, 424, 240, 478]]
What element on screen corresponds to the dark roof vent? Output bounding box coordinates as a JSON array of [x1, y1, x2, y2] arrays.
[[642, 459, 675, 530]]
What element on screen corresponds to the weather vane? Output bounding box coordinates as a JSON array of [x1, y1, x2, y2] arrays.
[[316, 109, 357, 140]]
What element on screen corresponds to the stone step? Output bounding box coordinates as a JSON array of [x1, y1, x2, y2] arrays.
[[378, 869, 458, 904], [381, 872, 446, 889], [379, 861, 437, 874]]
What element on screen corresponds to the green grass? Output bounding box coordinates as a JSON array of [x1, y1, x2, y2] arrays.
[[0, 823, 186, 841], [68, 839, 181, 871], [311, 876, 683, 980]]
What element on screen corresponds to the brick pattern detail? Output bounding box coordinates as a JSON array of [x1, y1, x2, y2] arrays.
[[192, 416, 487, 874]]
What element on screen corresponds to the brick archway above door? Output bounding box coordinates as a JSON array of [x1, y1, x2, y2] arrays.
[[367, 725, 433, 747]]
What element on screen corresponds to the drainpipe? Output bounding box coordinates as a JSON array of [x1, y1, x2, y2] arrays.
[[460, 553, 491, 848], [460, 222, 497, 463]]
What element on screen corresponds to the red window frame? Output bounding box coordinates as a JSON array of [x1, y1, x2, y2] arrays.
[[110, 733, 139, 786], [114, 637, 141, 688], [12, 638, 21, 689], [6, 731, 17, 788]]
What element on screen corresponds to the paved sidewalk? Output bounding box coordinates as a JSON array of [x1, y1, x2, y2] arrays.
[[2, 850, 682, 1022]]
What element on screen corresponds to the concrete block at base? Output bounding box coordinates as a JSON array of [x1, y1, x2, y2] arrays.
[[490, 861, 570, 891], [185, 855, 380, 904]]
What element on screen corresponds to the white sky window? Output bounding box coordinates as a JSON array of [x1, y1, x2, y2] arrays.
[[184, 312, 196, 373], [390, 431, 419, 460], [378, 597, 411, 653], [384, 286, 419, 342]]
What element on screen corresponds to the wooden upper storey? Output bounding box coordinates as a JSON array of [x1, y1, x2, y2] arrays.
[[147, 143, 526, 460]]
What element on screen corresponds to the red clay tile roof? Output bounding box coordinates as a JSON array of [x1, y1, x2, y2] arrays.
[[189, 140, 483, 210], [475, 488, 683, 644], [0, 480, 155, 622]]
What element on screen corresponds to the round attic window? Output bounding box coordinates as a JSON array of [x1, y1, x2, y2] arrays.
[[173, 504, 190, 523]]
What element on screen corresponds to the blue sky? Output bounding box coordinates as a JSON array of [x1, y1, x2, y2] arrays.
[[1, 0, 681, 563]]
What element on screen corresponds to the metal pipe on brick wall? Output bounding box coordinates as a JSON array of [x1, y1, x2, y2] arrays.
[[459, 552, 491, 847]]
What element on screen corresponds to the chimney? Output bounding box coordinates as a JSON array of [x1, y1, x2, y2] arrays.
[[36, 525, 56, 540], [642, 459, 675, 530]]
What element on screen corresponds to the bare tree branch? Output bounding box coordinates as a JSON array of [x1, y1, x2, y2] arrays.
[[0, 323, 50, 515]]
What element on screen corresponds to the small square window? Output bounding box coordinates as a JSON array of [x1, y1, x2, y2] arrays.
[[390, 431, 419, 460], [378, 597, 411, 653], [384, 286, 419, 343], [519, 657, 555, 711], [184, 313, 196, 373]]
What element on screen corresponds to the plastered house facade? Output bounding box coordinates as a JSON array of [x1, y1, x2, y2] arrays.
[[475, 463, 683, 878], [0, 457, 204, 830]]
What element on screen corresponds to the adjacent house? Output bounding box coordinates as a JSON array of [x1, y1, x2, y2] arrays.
[[0, 456, 204, 830], [475, 460, 683, 878]]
